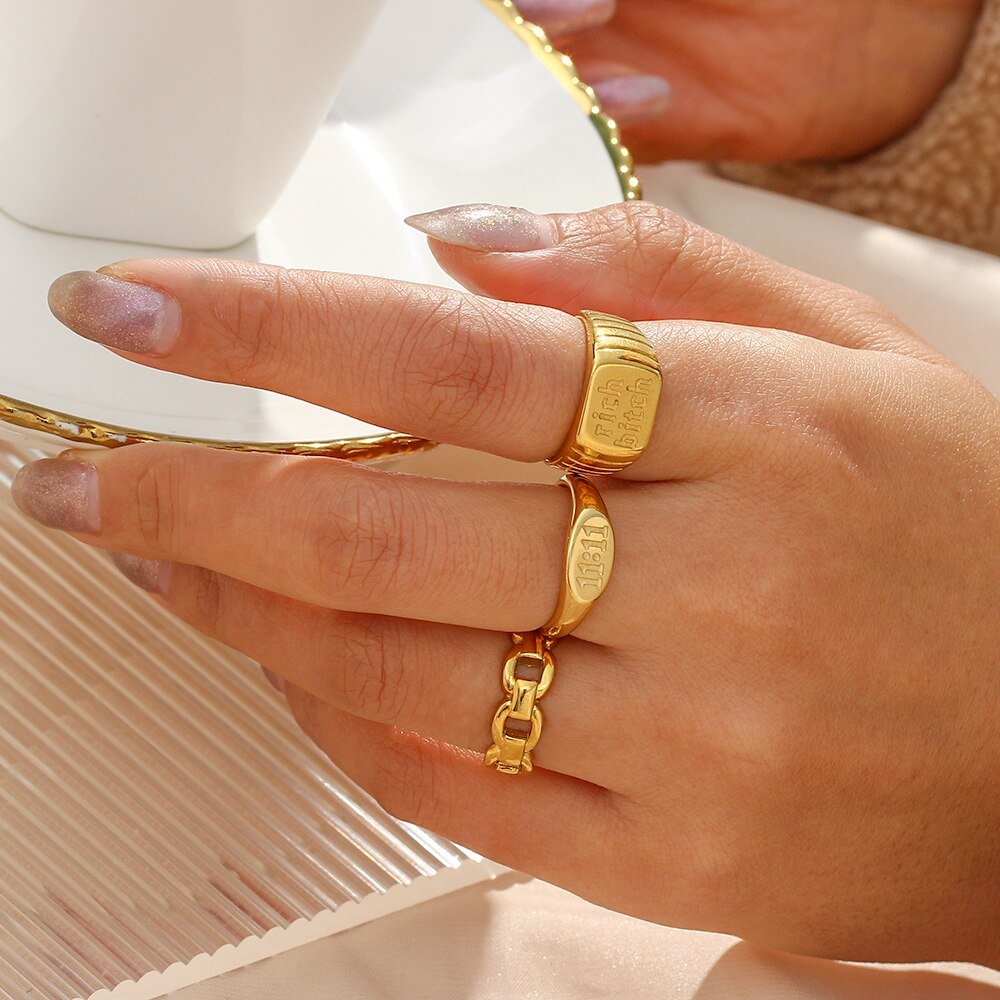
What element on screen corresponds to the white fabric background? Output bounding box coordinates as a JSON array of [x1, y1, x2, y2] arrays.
[[169, 168, 1000, 999], [172, 877, 1000, 999]]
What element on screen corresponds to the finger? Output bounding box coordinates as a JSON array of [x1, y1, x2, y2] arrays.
[[407, 201, 935, 359], [44, 258, 879, 481], [284, 684, 623, 889], [11, 318, 889, 635], [580, 60, 674, 125], [113, 556, 615, 784], [514, 0, 616, 37], [13, 445, 635, 635], [513, 3, 673, 125], [47, 260, 586, 465], [568, 43, 773, 162], [563, 17, 835, 162]]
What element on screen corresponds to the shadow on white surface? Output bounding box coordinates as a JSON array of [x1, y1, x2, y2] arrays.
[[166, 876, 999, 1000], [696, 944, 1000, 1000]]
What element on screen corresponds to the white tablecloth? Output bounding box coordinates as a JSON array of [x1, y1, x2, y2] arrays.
[[171, 167, 1000, 999], [172, 876, 1000, 999]]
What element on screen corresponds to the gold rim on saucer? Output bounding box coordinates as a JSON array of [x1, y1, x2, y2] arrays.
[[0, 0, 641, 461], [489, 0, 641, 203], [0, 394, 435, 460]]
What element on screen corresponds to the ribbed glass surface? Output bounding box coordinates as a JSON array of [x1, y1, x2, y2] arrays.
[[0, 441, 477, 1000]]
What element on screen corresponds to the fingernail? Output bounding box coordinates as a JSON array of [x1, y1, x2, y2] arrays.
[[593, 74, 672, 123], [11, 458, 101, 533], [515, 0, 615, 34], [109, 552, 172, 596], [48, 270, 182, 356], [261, 667, 285, 693], [405, 204, 559, 252]]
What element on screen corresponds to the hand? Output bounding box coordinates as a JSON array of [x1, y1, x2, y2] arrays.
[[516, 0, 983, 160], [14, 201, 999, 965]]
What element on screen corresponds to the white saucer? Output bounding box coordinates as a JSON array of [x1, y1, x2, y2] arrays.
[[0, 0, 633, 456]]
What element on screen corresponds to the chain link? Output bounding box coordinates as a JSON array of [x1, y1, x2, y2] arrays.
[[484, 631, 555, 774]]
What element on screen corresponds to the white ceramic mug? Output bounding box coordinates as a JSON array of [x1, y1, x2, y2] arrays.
[[0, 0, 384, 249]]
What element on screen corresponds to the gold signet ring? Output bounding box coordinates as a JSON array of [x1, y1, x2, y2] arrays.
[[542, 474, 615, 641], [549, 310, 661, 475]]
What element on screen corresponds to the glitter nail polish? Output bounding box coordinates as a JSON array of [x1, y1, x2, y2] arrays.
[[11, 459, 101, 533], [109, 552, 172, 596], [405, 204, 560, 252], [48, 270, 182, 356], [593, 74, 672, 123]]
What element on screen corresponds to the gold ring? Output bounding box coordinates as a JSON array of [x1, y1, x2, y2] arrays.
[[484, 631, 554, 774], [542, 474, 615, 641], [549, 310, 662, 475]]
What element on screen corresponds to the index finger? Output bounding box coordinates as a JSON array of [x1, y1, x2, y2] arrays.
[[48, 259, 861, 483], [49, 260, 586, 465]]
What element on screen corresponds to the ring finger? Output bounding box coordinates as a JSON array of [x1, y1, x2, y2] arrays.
[[116, 558, 618, 785]]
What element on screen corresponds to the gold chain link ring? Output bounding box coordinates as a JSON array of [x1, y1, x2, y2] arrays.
[[542, 473, 615, 641], [484, 631, 555, 775], [548, 310, 662, 475]]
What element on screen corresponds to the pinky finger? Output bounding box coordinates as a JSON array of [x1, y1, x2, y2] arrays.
[[285, 684, 620, 884]]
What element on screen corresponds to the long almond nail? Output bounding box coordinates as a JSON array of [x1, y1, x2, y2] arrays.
[[405, 204, 559, 252], [110, 552, 172, 596], [593, 74, 672, 123], [515, 0, 615, 34], [11, 458, 101, 533], [48, 270, 181, 356]]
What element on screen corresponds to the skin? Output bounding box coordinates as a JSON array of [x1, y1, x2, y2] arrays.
[[13, 203, 1000, 965], [533, 0, 985, 160]]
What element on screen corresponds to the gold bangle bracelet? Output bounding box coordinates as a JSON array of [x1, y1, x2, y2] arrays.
[[549, 310, 662, 475], [542, 474, 615, 641]]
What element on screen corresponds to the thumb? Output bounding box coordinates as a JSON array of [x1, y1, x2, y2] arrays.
[[405, 201, 930, 358]]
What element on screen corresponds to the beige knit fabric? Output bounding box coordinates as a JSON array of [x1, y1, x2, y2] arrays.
[[717, 0, 1000, 255]]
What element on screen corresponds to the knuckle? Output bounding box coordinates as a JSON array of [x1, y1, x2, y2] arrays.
[[570, 200, 689, 256], [712, 91, 809, 161], [853, 301, 920, 354], [130, 456, 182, 552], [619, 200, 690, 251], [214, 265, 318, 384], [391, 291, 518, 433], [822, 288, 910, 353], [187, 567, 227, 637], [569, 202, 726, 307], [298, 469, 408, 604], [338, 617, 408, 723]]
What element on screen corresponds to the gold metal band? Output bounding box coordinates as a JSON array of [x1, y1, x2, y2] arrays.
[[484, 632, 555, 774], [542, 474, 615, 641], [487, 313, 649, 775], [549, 310, 662, 475], [484, 477, 616, 774]]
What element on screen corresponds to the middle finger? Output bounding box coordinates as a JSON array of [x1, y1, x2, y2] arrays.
[[11, 444, 675, 641]]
